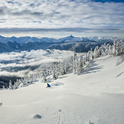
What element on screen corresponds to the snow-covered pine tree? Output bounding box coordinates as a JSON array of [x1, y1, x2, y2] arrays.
[[94, 46, 99, 58], [14, 79, 19, 89], [23, 76, 28, 86], [54, 62, 60, 76], [112, 41, 118, 56], [21, 78, 25, 87], [85, 53, 88, 62], [80, 55, 84, 73], [99, 44, 105, 56], [73, 51, 78, 74], [69, 56, 74, 71], [42, 68, 47, 83], [59, 61, 66, 75], [9, 80, 12, 89], [18, 79, 22, 88], [122, 41, 124, 54], [117, 40, 123, 55], [105, 44, 110, 55], [87, 51, 91, 61], [30, 74, 34, 83], [108, 44, 113, 55], [77, 57, 81, 75], [52, 68, 58, 80], [33, 74, 37, 82]]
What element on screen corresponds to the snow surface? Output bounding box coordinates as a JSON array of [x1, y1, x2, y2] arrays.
[[0, 55, 124, 124]]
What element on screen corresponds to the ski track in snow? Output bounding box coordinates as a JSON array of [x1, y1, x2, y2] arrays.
[[0, 55, 124, 124]]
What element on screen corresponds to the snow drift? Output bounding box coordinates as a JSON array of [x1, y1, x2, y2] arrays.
[[0, 55, 124, 124]]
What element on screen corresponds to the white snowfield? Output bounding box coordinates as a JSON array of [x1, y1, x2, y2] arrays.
[[0, 55, 124, 124]]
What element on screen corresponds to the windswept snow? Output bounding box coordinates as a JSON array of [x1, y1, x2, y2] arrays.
[[0, 55, 124, 124]]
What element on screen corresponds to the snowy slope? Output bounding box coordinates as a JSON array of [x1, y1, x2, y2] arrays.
[[0, 55, 124, 124]]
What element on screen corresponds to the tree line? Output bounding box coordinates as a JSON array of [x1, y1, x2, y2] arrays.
[[8, 40, 124, 90]]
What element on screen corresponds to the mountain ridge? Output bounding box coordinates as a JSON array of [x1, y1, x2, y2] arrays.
[[0, 35, 122, 53], [0, 35, 121, 44]]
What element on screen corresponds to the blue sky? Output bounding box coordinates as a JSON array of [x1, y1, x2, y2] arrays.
[[92, 0, 124, 2], [0, 0, 124, 38]]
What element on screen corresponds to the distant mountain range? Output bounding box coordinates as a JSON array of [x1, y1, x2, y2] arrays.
[[0, 35, 122, 52]]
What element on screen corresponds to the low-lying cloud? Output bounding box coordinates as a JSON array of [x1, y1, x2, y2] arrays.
[[0, 49, 74, 77]]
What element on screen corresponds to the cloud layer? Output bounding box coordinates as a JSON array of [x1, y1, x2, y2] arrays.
[[0, 0, 124, 37], [0, 49, 74, 77]]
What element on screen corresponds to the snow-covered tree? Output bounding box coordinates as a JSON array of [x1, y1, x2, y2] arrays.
[[52, 69, 58, 80], [77, 58, 81, 75], [94, 46, 99, 58], [80, 55, 84, 73], [9, 80, 13, 89], [59, 61, 66, 75], [112, 41, 118, 56], [42, 69, 47, 83], [73, 51, 78, 74]]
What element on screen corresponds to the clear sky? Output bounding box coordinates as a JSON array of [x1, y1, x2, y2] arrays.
[[0, 0, 124, 38]]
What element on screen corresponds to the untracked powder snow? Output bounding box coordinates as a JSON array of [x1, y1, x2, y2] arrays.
[[0, 55, 124, 124]]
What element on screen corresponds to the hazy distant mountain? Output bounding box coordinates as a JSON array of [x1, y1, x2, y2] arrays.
[[0, 35, 122, 52], [57, 35, 82, 43]]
